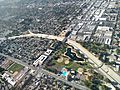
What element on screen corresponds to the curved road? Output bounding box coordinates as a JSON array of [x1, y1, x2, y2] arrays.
[[0, 33, 120, 86]]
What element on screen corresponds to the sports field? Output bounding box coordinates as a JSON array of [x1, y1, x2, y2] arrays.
[[8, 63, 24, 73]]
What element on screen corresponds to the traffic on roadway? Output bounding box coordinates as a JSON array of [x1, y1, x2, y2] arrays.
[[0, 32, 120, 87]]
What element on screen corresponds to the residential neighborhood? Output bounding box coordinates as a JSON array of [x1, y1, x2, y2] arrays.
[[0, 0, 120, 90]]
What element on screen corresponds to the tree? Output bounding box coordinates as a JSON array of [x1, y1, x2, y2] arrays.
[[101, 85, 110, 90], [0, 67, 5, 74], [84, 80, 92, 88], [90, 84, 99, 90], [116, 49, 120, 55]]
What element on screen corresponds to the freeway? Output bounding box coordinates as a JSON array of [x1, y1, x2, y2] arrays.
[[1, 33, 120, 86], [0, 53, 89, 90], [7, 33, 65, 41], [67, 40, 120, 86], [0, 33, 120, 86]]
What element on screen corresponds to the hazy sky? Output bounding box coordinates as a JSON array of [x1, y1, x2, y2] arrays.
[[0, 0, 4, 2]]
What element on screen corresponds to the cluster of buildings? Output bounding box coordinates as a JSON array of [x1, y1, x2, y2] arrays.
[[0, 0, 119, 90], [33, 49, 53, 66], [69, 0, 118, 46], [0, 58, 28, 87], [92, 26, 113, 45], [0, 37, 52, 65], [91, 1, 118, 45], [0, 0, 89, 38], [21, 73, 79, 90], [59, 67, 92, 82]]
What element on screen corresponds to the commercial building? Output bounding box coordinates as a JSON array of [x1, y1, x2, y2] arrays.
[[92, 26, 113, 45], [33, 55, 48, 66]]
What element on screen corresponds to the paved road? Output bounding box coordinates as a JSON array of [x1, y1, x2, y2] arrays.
[[41, 69, 89, 90], [1, 33, 120, 86], [0, 53, 36, 70], [0, 53, 89, 90], [67, 40, 120, 86], [7, 33, 65, 41], [0, 0, 119, 88]]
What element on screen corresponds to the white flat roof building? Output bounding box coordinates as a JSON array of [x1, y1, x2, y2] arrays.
[[93, 26, 113, 45], [99, 17, 107, 21], [2, 73, 16, 86], [94, 9, 105, 21], [33, 55, 48, 66], [108, 2, 116, 8], [44, 49, 53, 56]]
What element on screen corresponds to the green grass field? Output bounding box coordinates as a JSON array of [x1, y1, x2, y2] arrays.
[[8, 63, 24, 74], [51, 58, 80, 71]]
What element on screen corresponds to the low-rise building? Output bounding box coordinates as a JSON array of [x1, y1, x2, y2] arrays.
[[33, 55, 48, 66], [2, 67, 28, 86], [92, 26, 113, 45], [2, 73, 16, 86], [44, 49, 53, 56]]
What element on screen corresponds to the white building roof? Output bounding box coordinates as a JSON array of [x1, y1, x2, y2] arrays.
[[97, 26, 110, 31], [44, 49, 53, 56], [2, 73, 16, 86], [33, 55, 48, 66]]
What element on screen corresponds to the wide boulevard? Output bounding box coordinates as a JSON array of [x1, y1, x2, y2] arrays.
[[0, 33, 120, 87]]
